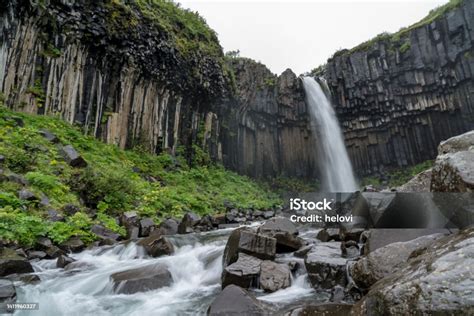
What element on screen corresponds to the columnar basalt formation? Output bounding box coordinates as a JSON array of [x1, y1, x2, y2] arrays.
[[221, 58, 317, 178], [0, 0, 227, 159], [326, 0, 474, 175]]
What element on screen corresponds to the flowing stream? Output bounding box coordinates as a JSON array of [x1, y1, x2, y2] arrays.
[[15, 226, 325, 316], [302, 76, 357, 192]]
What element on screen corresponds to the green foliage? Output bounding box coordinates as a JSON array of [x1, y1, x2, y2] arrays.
[[225, 50, 240, 58], [399, 41, 411, 54], [264, 77, 277, 87], [361, 160, 434, 188], [0, 207, 48, 246], [270, 176, 319, 195], [0, 106, 281, 247], [41, 43, 61, 58]]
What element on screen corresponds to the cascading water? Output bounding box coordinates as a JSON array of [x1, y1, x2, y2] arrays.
[[302, 76, 358, 192], [15, 226, 320, 316]]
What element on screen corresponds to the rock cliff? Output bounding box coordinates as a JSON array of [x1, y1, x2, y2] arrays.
[[326, 0, 474, 176]]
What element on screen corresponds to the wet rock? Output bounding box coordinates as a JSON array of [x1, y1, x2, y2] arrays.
[[56, 255, 76, 268], [27, 251, 47, 260], [0, 279, 16, 304], [294, 244, 313, 258], [263, 210, 275, 219], [64, 261, 95, 272], [18, 189, 37, 201], [304, 242, 347, 289], [111, 263, 173, 294], [222, 253, 262, 289], [351, 233, 445, 289], [431, 151, 474, 192], [0, 248, 34, 276], [316, 228, 340, 242], [60, 145, 87, 168], [339, 228, 365, 243], [223, 229, 277, 267], [208, 285, 265, 316], [198, 214, 214, 230], [352, 228, 474, 315], [45, 245, 64, 259], [157, 218, 179, 235], [39, 129, 59, 143], [361, 228, 452, 255], [341, 240, 359, 258], [178, 212, 200, 234], [259, 260, 291, 292], [286, 303, 352, 316], [258, 217, 302, 252], [120, 211, 140, 239], [139, 218, 155, 237], [60, 237, 85, 253], [36, 237, 53, 250], [137, 234, 174, 257], [91, 224, 120, 242], [225, 208, 239, 223]]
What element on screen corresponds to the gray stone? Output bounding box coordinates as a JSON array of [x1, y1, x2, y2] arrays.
[[139, 218, 155, 237], [304, 242, 347, 289], [208, 285, 265, 316], [438, 130, 474, 154], [158, 218, 179, 235], [27, 251, 47, 260], [60, 145, 87, 167], [258, 217, 303, 252], [111, 263, 173, 294], [395, 168, 432, 192], [259, 260, 291, 292], [18, 189, 37, 201], [431, 151, 474, 192], [120, 211, 140, 239], [7, 173, 28, 185], [0, 279, 16, 304], [56, 255, 76, 268], [60, 237, 85, 253], [222, 253, 262, 289], [91, 224, 120, 242], [178, 212, 200, 234], [286, 303, 353, 316], [39, 129, 59, 143], [137, 234, 174, 257], [0, 248, 34, 276]]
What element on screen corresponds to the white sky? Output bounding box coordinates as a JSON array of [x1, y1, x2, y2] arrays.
[[178, 0, 448, 75]]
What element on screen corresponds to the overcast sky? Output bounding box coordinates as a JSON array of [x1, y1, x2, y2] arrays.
[[178, 0, 447, 75]]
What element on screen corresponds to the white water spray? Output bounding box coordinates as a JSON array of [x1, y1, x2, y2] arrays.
[[302, 77, 357, 192]]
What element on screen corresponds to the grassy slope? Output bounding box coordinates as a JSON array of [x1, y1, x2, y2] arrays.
[[0, 105, 280, 247]]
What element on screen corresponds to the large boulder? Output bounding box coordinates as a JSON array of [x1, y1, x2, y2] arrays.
[[304, 243, 347, 289], [351, 233, 445, 289], [56, 255, 76, 268], [60, 145, 87, 168], [120, 211, 140, 239], [286, 303, 353, 316], [395, 168, 432, 192], [222, 229, 276, 267], [431, 151, 474, 192], [110, 263, 173, 294], [59, 236, 85, 253], [157, 218, 179, 235], [91, 224, 121, 243], [361, 228, 452, 255], [258, 217, 303, 252], [352, 228, 474, 315], [0, 248, 34, 277], [178, 212, 201, 234], [0, 279, 16, 305], [139, 218, 155, 237], [259, 260, 291, 292], [437, 130, 474, 154], [221, 253, 262, 289], [207, 285, 265, 316], [137, 233, 174, 257]]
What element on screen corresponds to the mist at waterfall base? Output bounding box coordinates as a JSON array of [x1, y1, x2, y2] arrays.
[[302, 77, 358, 193], [16, 227, 327, 316]]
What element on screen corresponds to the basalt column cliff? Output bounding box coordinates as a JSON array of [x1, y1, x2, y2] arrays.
[[326, 0, 474, 175]]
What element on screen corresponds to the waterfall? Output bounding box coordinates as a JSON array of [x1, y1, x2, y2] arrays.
[[302, 76, 357, 192]]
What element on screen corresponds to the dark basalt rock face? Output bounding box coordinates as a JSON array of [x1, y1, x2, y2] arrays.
[[221, 59, 317, 178], [326, 0, 474, 176]]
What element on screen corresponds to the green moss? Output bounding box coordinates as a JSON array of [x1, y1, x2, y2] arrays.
[[26, 79, 46, 108], [41, 43, 61, 58], [0, 105, 281, 247], [399, 41, 411, 54]]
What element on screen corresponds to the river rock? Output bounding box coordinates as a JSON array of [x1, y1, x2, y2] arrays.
[[91, 224, 120, 242], [258, 217, 303, 252], [27, 251, 47, 260], [222, 229, 276, 267], [208, 285, 265, 316], [0, 248, 34, 277], [139, 218, 155, 237], [294, 244, 313, 258], [60, 236, 85, 253], [316, 228, 340, 242], [120, 211, 140, 239], [352, 228, 474, 315], [137, 234, 174, 257], [60, 145, 87, 167], [111, 263, 173, 294], [361, 228, 452, 255], [431, 150, 474, 192], [304, 242, 347, 289], [352, 233, 445, 289], [221, 253, 262, 288], [178, 212, 200, 234], [286, 303, 353, 316], [259, 260, 291, 292], [0, 279, 16, 304], [57, 255, 76, 268], [158, 218, 179, 235]]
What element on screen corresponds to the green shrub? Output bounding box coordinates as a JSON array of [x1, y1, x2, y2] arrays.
[[47, 212, 96, 244], [0, 207, 48, 246]]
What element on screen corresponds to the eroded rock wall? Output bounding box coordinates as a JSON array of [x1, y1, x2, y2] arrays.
[[326, 0, 474, 175]]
